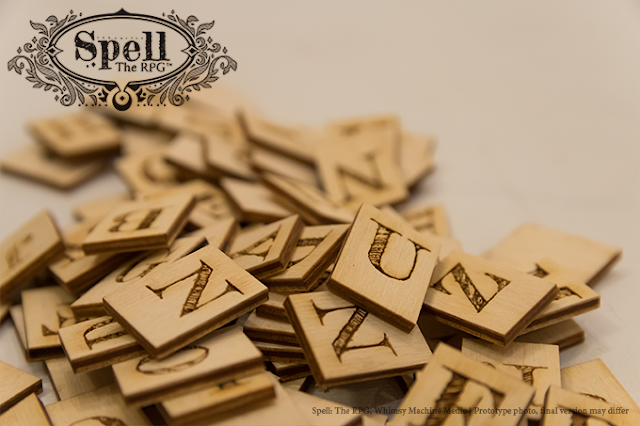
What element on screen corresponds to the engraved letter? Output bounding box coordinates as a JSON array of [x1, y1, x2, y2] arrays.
[[368, 220, 428, 280], [83, 318, 129, 349], [136, 345, 208, 375], [109, 208, 162, 233]]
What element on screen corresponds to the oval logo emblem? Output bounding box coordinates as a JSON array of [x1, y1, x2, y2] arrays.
[[8, 9, 237, 110]]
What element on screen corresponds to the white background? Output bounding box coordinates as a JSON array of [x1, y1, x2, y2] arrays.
[[1, 0, 639, 408]]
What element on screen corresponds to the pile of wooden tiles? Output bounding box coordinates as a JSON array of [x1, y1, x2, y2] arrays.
[[0, 98, 637, 426]]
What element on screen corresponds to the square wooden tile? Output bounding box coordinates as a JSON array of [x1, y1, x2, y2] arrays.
[[81, 193, 196, 255], [0, 361, 42, 412], [45, 357, 114, 400], [112, 326, 264, 407], [515, 319, 585, 351], [400, 203, 451, 237], [0, 393, 49, 425], [243, 310, 299, 346], [328, 203, 441, 332], [424, 250, 558, 345], [250, 147, 319, 186], [203, 133, 256, 181], [399, 132, 436, 188], [0, 210, 64, 299], [103, 245, 268, 359], [163, 133, 223, 182], [221, 178, 294, 223], [284, 291, 432, 387], [114, 148, 182, 196]]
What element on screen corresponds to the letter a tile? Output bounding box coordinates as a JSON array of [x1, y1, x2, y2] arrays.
[[424, 251, 558, 346], [82, 193, 196, 255], [103, 245, 268, 359], [328, 203, 441, 332], [284, 291, 432, 387]]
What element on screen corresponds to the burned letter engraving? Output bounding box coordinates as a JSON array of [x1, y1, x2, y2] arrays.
[[229, 230, 278, 261], [83, 317, 129, 349], [70, 417, 127, 426], [503, 364, 547, 386], [368, 220, 429, 280], [336, 153, 385, 203], [109, 208, 162, 232], [136, 345, 209, 375], [5, 234, 33, 269]]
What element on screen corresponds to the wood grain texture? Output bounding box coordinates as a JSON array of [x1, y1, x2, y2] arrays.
[[315, 115, 408, 209], [256, 291, 291, 322], [0, 210, 64, 300], [243, 310, 299, 346], [58, 316, 145, 374], [250, 147, 319, 186], [72, 193, 131, 223], [199, 372, 312, 426], [286, 388, 363, 426], [254, 341, 306, 363], [284, 291, 432, 387], [82, 193, 196, 255], [114, 148, 182, 196], [522, 258, 600, 333], [424, 250, 558, 345], [227, 215, 303, 279], [112, 326, 264, 407], [461, 339, 560, 421], [268, 360, 312, 382], [263, 225, 348, 292], [0, 145, 109, 191], [220, 178, 294, 223], [185, 218, 238, 253], [203, 132, 257, 181], [0, 393, 50, 425], [22, 286, 77, 360], [541, 386, 640, 426], [240, 111, 316, 165], [481, 222, 622, 286], [28, 112, 121, 161], [389, 343, 535, 426], [560, 358, 639, 411], [103, 245, 268, 359], [45, 384, 152, 426], [159, 372, 276, 426], [164, 133, 224, 182], [399, 132, 436, 189], [45, 356, 114, 400], [328, 203, 441, 332], [9, 305, 27, 353], [400, 203, 451, 238], [261, 172, 355, 225], [0, 361, 42, 412], [515, 319, 585, 351], [71, 235, 205, 318]]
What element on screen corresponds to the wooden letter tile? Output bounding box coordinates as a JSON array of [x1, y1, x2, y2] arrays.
[[28, 112, 121, 161], [45, 357, 114, 400], [186, 218, 239, 253], [328, 203, 441, 332], [203, 133, 257, 181], [256, 291, 291, 322], [221, 178, 294, 223], [0, 361, 42, 412], [481, 222, 622, 286], [515, 319, 585, 350], [72, 193, 131, 223], [22, 286, 77, 360], [424, 250, 558, 345], [82, 193, 196, 254], [250, 147, 319, 186], [243, 310, 299, 346], [0, 210, 64, 299], [560, 358, 639, 411], [112, 326, 264, 407], [389, 344, 535, 426], [45, 384, 152, 426], [522, 257, 600, 333], [164, 133, 225, 182], [267, 360, 311, 382], [159, 372, 276, 426], [254, 341, 306, 363], [541, 386, 640, 426], [114, 148, 182, 196], [0, 145, 109, 191], [400, 203, 451, 237], [461, 339, 560, 422], [284, 291, 432, 387], [58, 316, 145, 373], [71, 235, 205, 318], [263, 225, 349, 292], [227, 215, 303, 279], [103, 245, 268, 359], [0, 393, 50, 425], [399, 132, 436, 189]]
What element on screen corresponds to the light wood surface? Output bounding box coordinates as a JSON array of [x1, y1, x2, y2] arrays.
[[481, 222, 622, 286], [71, 235, 205, 318], [0, 210, 64, 300], [114, 148, 182, 196], [72, 193, 131, 223], [284, 291, 432, 387], [45, 356, 114, 401], [163, 132, 223, 182], [515, 319, 585, 351], [400, 203, 451, 238], [389, 343, 535, 426], [9, 305, 27, 354], [103, 245, 268, 359], [159, 372, 276, 426], [286, 387, 363, 426], [250, 146, 319, 186], [254, 341, 307, 363], [227, 215, 303, 279], [541, 386, 640, 426], [203, 132, 257, 181], [461, 339, 560, 421], [263, 225, 348, 292], [28, 112, 121, 161], [81, 193, 196, 255], [243, 310, 299, 346], [315, 115, 408, 209], [44, 383, 152, 426], [560, 358, 639, 411], [399, 132, 436, 189], [256, 291, 291, 322], [220, 178, 294, 223], [58, 316, 145, 374], [0, 145, 109, 191], [424, 250, 558, 345], [0, 360, 42, 412], [0, 393, 50, 425], [268, 360, 312, 382], [22, 286, 76, 360], [186, 218, 238, 252], [329, 203, 441, 332], [112, 326, 264, 407]]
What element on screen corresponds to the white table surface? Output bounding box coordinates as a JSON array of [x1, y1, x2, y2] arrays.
[[1, 0, 638, 412]]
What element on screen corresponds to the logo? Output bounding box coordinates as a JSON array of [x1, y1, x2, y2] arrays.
[[7, 9, 237, 111]]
